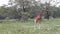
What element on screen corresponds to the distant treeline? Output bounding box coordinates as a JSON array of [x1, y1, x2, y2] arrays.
[[0, 0, 60, 21]]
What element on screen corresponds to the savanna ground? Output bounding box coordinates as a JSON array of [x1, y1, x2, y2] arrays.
[[0, 19, 60, 34]]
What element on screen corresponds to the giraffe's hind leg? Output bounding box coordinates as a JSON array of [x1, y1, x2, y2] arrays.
[[34, 20, 41, 30]]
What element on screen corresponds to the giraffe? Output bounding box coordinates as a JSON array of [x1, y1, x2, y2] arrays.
[[34, 7, 46, 24]]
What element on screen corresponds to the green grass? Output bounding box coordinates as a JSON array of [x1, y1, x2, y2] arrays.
[[0, 19, 60, 34]]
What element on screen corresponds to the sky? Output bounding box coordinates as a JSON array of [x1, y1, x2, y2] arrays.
[[43, 0, 60, 5], [0, 0, 60, 7], [0, 0, 9, 6], [36, 0, 60, 7]]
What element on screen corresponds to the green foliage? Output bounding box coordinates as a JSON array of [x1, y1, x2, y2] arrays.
[[0, 0, 60, 20], [0, 6, 6, 15]]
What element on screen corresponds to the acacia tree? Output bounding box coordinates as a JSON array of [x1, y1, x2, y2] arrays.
[[11, 0, 42, 20], [44, 0, 60, 19]]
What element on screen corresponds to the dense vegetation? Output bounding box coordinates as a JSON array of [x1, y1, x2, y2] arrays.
[[0, 0, 60, 21]]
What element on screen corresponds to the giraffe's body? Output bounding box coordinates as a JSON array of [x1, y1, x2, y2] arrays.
[[34, 8, 46, 23]]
